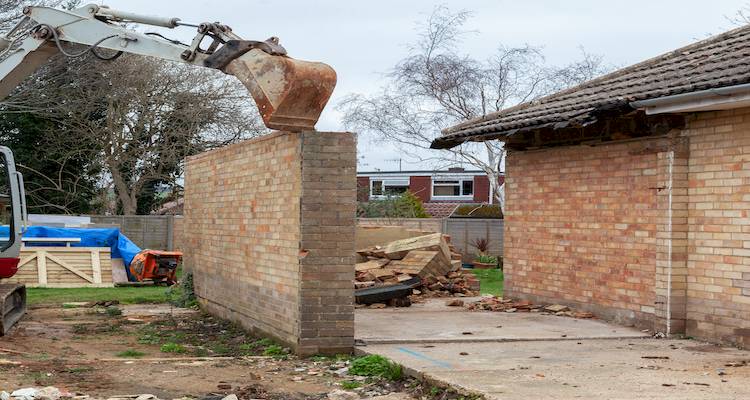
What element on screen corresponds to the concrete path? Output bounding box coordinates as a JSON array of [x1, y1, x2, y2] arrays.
[[356, 299, 750, 400]]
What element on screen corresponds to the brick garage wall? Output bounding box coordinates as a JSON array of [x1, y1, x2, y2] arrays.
[[183, 131, 356, 355], [685, 108, 750, 346], [505, 140, 660, 327]]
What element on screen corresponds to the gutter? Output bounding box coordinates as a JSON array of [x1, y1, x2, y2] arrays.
[[630, 83, 750, 114]]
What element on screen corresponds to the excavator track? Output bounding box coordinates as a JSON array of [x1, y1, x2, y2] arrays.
[[0, 283, 25, 335]]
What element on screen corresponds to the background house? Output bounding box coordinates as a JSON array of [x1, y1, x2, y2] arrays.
[[433, 24, 750, 346], [357, 168, 504, 217]]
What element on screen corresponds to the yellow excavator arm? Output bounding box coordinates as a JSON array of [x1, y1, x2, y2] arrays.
[[0, 3, 337, 131]]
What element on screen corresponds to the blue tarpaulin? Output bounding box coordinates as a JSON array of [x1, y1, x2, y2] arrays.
[[0, 226, 141, 279]]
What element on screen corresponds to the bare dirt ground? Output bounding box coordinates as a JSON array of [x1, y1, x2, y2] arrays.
[[0, 305, 429, 400]]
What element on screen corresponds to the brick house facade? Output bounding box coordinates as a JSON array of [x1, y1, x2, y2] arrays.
[[357, 168, 504, 217], [433, 25, 750, 346]]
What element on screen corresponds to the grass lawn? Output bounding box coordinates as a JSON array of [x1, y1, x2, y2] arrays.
[[470, 268, 503, 296], [27, 286, 171, 306]]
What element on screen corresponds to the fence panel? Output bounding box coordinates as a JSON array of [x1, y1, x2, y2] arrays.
[[356, 217, 504, 260], [88, 215, 175, 250], [356, 218, 444, 232], [444, 219, 504, 260]]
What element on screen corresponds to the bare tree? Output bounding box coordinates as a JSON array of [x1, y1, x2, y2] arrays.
[[729, 3, 750, 26], [0, 0, 68, 31], [339, 7, 607, 209], [4, 53, 266, 214]]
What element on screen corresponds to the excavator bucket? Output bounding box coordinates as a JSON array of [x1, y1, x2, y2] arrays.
[[0, 283, 25, 335], [224, 49, 337, 132]]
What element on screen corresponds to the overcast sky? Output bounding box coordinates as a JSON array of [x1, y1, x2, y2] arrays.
[[103, 0, 748, 171]]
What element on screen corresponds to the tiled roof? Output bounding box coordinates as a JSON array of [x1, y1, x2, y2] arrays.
[[432, 24, 750, 149], [423, 202, 460, 218]]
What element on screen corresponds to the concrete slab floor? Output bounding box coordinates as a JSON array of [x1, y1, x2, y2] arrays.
[[356, 299, 750, 399], [356, 298, 648, 344]]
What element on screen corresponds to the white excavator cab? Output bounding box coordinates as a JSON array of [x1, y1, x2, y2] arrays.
[[0, 146, 26, 334]]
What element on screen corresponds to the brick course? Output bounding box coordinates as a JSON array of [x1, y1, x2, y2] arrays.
[[183, 131, 356, 355]]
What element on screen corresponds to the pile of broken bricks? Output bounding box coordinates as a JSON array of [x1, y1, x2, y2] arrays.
[[463, 296, 594, 318], [354, 233, 480, 307]]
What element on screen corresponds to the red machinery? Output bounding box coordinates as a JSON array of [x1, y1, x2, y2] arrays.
[[129, 250, 182, 285]]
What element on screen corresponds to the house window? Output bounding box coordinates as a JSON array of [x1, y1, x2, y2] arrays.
[[433, 179, 473, 198], [371, 178, 410, 198]]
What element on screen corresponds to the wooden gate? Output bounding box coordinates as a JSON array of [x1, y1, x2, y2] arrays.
[[6, 247, 113, 287]]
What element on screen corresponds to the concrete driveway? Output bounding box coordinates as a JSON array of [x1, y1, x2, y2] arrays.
[[356, 299, 750, 400]]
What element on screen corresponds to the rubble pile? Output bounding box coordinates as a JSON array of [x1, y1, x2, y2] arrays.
[[466, 296, 595, 318], [354, 233, 480, 306]]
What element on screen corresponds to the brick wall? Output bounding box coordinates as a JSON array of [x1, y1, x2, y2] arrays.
[[473, 175, 490, 203], [410, 176, 431, 202], [505, 140, 661, 327], [684, 108, 750, 346], [356, 176, 369, 202], [183, 131, 356, 355]]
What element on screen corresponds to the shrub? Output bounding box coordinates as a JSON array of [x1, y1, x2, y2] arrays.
[[349, 355, 403, 380], [357, 191, 429, 218], [453, 204, 503, 219]]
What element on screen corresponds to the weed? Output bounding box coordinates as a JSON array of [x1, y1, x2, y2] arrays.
[[71, 324, 88, 334], [238, 343, 258, 355], [253, 338, 275, 347], [211, 343, 231, 355], [105, 306, 122, 317], [25, 371, 53, 385], [160, 342, 187, 353], [340, 381, 362, 390], [116, 349, 146, 358], [193, 347, 209, 357], [349, 355, 403, 381], [67, 366, 93, 374], [138, 334, 161, 345], [310, 353, 353, 362], [262, 344, 287, 357], [166, 272, 197, 308]]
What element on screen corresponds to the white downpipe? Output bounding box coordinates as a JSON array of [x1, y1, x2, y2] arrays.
[[666, 150, 674, 336]]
